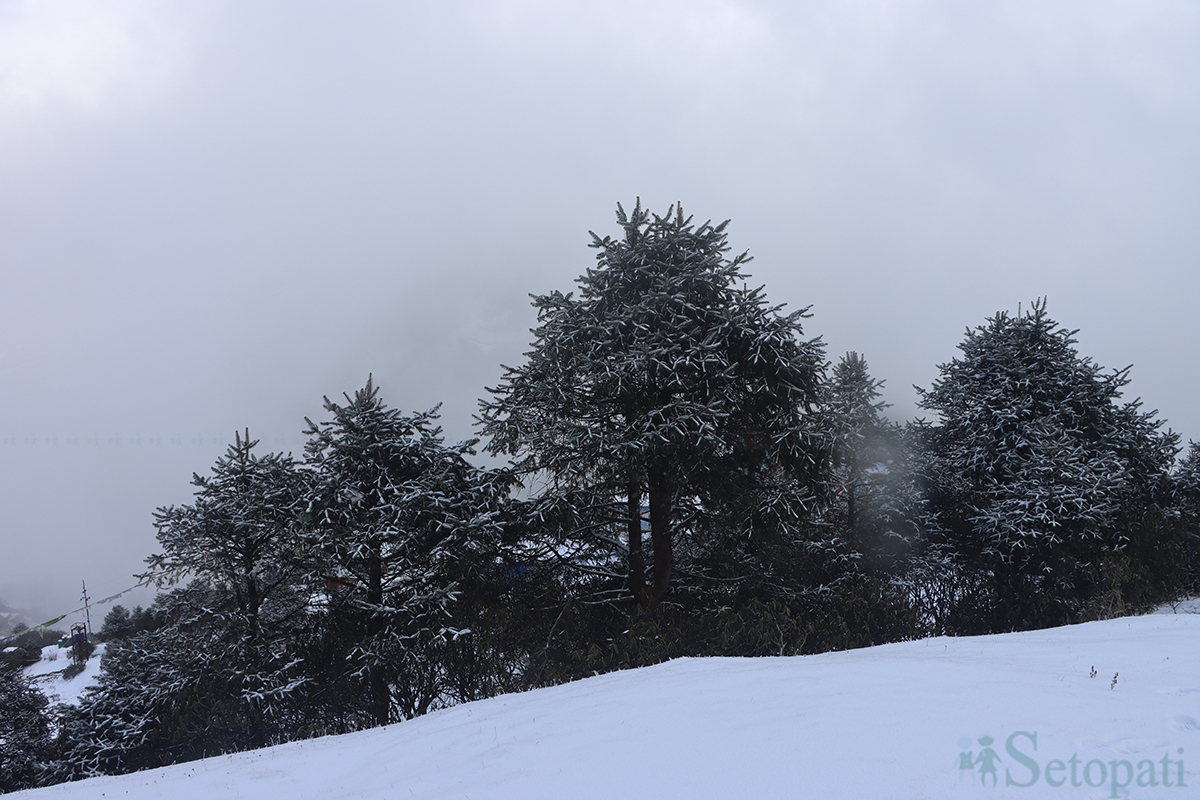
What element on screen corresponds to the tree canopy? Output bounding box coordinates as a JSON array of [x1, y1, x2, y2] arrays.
[[303, 378, 506, 724], [916, 299, 1178, 624], [479, 200, 827, 606]]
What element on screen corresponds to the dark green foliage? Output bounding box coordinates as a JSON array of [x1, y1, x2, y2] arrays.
[[147, 430, 311, 649], [98, 605, 161, 642], [53, 583, 308, 780], [915, 300, 1180, 629], [60, 662, 86, 681], [97, 606, 132, 641], [68, 641, 95, 669], [826, 352, 889, 471], [480, 200, 828, 607], [821, 352, 923, 571], [302, 378, 508, 725], [0, 661, 52, 793], [55, 621, 195, 779], [144, 432, 313, 748], [1115, 442, 1200, 606], [50, 433, 318, 780], [521, 577, 918, 684], [46, 385, 514, 784], [1177, 441, 1200, 505]]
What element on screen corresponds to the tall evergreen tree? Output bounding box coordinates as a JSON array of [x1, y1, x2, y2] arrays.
[[1157, 440, 1200, 598], [478, 201, 827, 607], [825, 352, 890, 543], [302, 378, 505, 725], [916, 299, 1177, 626], [142, 431, 312, 749]]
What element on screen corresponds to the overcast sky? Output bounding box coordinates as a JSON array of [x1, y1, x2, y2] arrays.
[[2, 0, 1197, 624]]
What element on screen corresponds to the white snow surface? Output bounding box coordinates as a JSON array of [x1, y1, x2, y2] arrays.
[[14, 612, 1200, 799], [23, 644, 104, 706]]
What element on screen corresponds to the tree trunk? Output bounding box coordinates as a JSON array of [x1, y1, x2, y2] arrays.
[[647, 467, 675, 604], [366, 543, 389, 726], [627, 478, 647, 606]]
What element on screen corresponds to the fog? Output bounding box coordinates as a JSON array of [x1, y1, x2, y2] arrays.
[[2, 0, 1197, 625]]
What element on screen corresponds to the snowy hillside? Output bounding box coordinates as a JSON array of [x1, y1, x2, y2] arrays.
[[16, 610, 1200, 799], [23, 645, 105, 707]]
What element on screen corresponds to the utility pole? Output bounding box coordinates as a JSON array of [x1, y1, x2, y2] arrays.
[[80, 580, 92, 638]]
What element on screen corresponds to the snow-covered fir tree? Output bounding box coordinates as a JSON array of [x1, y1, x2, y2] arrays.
[[916, 299, 1178, 625], [97, 604, 159, 642], [144, 432, 311, 748], [0, 660, 52, 792], [303, 378, 506, 725], [824, 352, 890, 544], [478, 201, 827, 607], [1164, 441, 1200, 596], [148, 431, 311, 655], [1173, 441, 1200, 508], [54, 435, 316, 780]]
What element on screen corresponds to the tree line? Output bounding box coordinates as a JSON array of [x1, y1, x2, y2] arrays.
[[4, 200, 1199, 791]]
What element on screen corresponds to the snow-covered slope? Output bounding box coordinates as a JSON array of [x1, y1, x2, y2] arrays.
[[15, 612, 1200, 799], [23, 644, 105, 706]]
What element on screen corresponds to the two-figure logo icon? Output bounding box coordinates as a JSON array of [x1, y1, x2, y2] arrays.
[[959, 735, 1001, 786]]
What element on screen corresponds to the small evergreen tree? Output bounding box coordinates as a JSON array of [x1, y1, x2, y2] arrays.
[[52, 431, 318, 780], [302, 378, 505, 726], [98, 605, 133, 641], [147, 431, 311, 645], [98, 605, 161, 641], [142, 431, 312, 749], [1173, 441, 1200, 509], [1154, 440, 1200, 598]]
